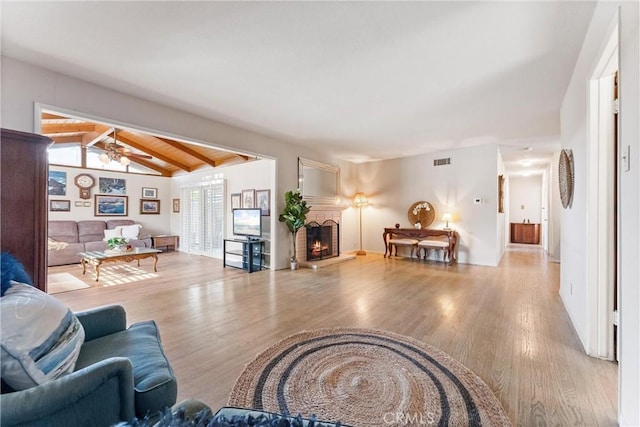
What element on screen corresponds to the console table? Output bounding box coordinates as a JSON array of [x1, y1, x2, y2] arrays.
[[383, 228, 458, 264]]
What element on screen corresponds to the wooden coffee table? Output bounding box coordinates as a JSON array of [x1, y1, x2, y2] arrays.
[[79, 248, 162, 281]]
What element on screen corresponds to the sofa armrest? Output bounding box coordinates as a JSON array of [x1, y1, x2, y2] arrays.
[[1, 358, 136, 427], [76, 305, 127, 341]]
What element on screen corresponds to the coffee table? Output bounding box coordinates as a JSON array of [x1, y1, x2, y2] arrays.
[[79, 248, 162, 282]]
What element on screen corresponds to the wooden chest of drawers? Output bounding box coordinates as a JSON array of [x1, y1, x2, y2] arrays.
[[510, 223, 540, 244]]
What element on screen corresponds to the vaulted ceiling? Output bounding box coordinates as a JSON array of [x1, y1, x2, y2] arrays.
[[41, 112, 254, 177], [3, 2, 596, 174]]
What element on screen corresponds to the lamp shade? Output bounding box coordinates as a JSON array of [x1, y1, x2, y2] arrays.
[[353, 192, 368, 207], [99, 153, 109, 164], [442, 212, 452, 222]]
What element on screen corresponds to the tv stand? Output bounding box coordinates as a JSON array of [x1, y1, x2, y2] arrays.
[[223, 239, 265, 273]]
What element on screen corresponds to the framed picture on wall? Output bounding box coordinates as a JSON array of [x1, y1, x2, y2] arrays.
[[95, 195, 128, 216], [231, 193, 241, 210], [50, 200, 70, 212], [98, 177, 126, 195], [241, 189, 255, 208], [142, 187, 157, 198], [48, 171, 67, 196], [255, 189, 270, 216], [172, 198, 180, 213], [140, 199, 160, 214]]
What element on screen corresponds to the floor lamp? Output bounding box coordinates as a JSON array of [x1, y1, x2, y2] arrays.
[[354, 192, 369, 256]]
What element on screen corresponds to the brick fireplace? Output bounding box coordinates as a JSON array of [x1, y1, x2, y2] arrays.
[[295, 206, 343, 263]]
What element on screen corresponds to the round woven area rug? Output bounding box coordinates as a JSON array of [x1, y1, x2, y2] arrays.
[[229, 328, 511, 426]]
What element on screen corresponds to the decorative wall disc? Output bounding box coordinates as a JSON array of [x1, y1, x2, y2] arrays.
[[407, 201, 435, 228], [559, 149, 574, 209]]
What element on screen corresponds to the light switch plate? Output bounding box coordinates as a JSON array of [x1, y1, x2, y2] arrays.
[[622, 145, 630, 172]]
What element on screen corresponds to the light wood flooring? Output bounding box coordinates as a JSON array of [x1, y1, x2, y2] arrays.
[[49, 246, 618, 426]]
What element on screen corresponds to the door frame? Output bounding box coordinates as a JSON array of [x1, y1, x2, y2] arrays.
[[586, 24, 618, 360]]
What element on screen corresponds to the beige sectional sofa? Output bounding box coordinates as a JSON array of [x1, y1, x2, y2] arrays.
[[48, 220, 152, 267]]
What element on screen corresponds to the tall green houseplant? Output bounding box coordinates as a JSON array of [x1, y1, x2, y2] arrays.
[[279, 189, 311, 267]]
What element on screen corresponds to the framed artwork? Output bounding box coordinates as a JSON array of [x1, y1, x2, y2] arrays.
[[98, 177, 126, 195], [48, 171, 67, 195], [255, 189, 271, 216], [83, 201, 91, 207], [140, 199, 160, 214], [95, 195, 128, 216], [498, 175, 505, 213], [241, 189, 255, 208], [231, 193, 241, 210], [142, 187, 157, 198], [74, 201, 83, 207], [172, 198, 180, 213], [50, 199, 70, 212]]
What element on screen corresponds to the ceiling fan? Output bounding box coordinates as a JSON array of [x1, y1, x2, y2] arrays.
[[99, 128, 152, 166]]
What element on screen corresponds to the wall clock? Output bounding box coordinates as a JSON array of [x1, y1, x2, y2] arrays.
[[74, 173, 95, 199], [558, 149, 574, 209]]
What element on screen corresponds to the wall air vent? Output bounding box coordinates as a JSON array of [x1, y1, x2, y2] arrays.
[[433, 158, 451, 166]]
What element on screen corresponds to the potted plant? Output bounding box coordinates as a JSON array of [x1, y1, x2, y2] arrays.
[[278, 189, 310, 270], [107, 236, 127, 251]]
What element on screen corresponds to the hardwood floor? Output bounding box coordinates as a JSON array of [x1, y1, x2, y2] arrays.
[[50, 247, 618, 426]]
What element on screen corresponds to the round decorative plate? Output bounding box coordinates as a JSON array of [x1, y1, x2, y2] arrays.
[[559, 149, 574, 209], [407, 201, 435, 228]]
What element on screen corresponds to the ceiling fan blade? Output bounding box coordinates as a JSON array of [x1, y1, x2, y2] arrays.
[[126, 153, 153, 159]]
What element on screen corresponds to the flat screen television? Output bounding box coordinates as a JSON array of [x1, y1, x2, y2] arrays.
[[232, 208, 262, 239]]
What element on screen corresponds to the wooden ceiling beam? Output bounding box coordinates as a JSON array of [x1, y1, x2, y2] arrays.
[[41, 112, 67, 120], [157, 138, 219, 168], [41, 122, 96, 134], [116, 131, 192, 172], [82, 125, 113, 147]]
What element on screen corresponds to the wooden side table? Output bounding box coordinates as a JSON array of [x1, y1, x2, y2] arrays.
[[152, 235, 179, 251]]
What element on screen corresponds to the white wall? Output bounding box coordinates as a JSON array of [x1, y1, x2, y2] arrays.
[[48, 165, 171, 235], [356, 144, 501, 266], [508, 175, 543, 224], [560, 2, 640, 425], [0, 56, 342, 269]]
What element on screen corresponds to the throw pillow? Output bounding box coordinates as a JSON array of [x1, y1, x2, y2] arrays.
[[48, 238, 68, 251], [1, 252, 34, 297], [104, 228, 122, 241], [120, 224, 142, 239], [0, 281, 85, 390]]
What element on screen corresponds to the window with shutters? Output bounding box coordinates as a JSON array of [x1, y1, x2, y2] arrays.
[[180, 179, 225, 258]]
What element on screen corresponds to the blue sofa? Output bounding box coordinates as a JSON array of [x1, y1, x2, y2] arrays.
[[1, 304, 177, 427]]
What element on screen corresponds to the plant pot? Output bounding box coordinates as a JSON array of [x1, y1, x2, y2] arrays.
[[290, 261, 299, 270]]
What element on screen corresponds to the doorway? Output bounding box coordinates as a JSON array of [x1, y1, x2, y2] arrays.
[[587, 25, 619, 361]]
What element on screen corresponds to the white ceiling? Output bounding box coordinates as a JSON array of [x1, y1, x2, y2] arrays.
[[1, 1, 595, 174]]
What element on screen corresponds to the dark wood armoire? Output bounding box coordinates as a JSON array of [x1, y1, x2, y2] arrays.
[[1, 128, 52, 291]]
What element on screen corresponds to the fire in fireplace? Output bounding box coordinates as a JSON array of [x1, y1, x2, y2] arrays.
[[306, 220, 339, 261]]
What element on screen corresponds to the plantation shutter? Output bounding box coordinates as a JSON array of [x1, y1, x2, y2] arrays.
[[180, 179, 225, 258]]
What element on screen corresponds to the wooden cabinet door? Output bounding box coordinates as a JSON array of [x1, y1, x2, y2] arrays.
[[1, 128, 52, 291]]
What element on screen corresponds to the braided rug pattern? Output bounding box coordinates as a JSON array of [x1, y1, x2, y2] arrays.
[[229, 328, 511, 426]]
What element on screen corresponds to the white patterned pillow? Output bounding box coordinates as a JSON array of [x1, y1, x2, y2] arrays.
[[103, 228, 122, 241], [119, 224, 142, 239], [0, 281, 85, 390]]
